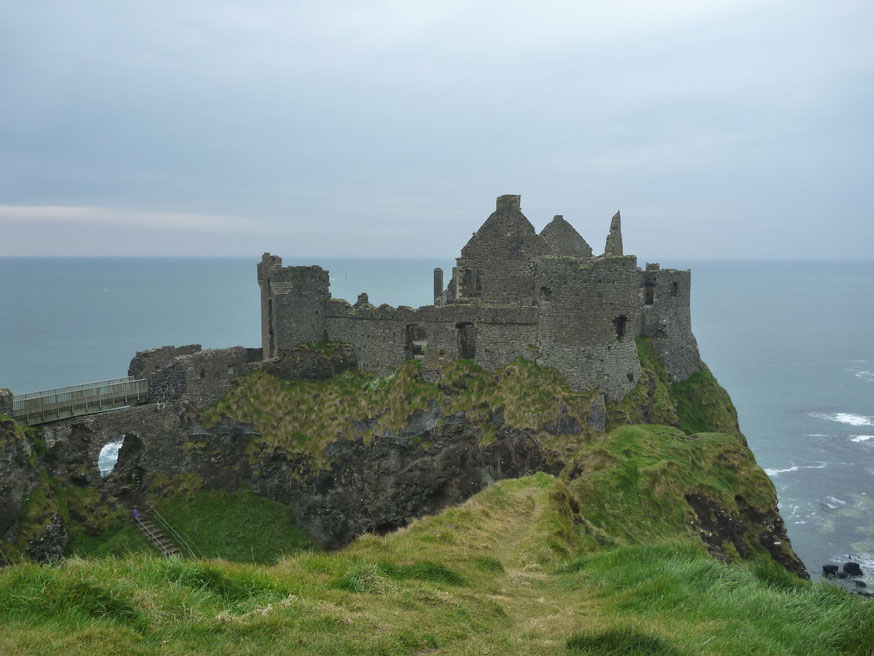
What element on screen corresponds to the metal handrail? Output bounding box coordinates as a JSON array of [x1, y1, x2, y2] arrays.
[[134, 516, 176, 557], [148, 505, 198, 559], [14, 377, 138, 400], [11, 378, 149, 425]]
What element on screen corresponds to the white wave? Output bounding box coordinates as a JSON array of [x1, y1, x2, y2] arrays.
[[97, 439, 124, 477], [851, 435, 874, 443], [765, 463, 828, 477], [824, 496, 847, 509], [856, 370, 874, 383], [810, 412, 874, 427], [804, 433, 827, 438]]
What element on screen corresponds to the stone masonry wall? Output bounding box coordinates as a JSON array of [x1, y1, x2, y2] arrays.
[[454, 195, 549, 305], [535, 255, 643, 401], [641, 268, 701, 382], [259, 254, 329, 358], [324, 300, 539, 375], [147, 346, 258, 408]]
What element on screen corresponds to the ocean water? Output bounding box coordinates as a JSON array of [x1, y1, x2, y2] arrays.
[[1, 256, 873, 579]]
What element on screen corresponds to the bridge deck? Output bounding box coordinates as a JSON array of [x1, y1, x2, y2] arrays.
[[12, 377, 150, 426]]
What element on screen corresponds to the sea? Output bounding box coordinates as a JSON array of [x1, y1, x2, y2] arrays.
[[1, 256, 873, 581]]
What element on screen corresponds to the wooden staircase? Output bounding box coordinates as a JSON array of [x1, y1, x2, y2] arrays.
[[134, 516, 181, 558]]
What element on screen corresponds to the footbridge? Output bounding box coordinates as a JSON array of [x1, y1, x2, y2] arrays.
[[11, 377, 150, 426]]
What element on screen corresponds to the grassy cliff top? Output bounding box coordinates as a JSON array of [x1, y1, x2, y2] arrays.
[[200, 356, 602, 465], [2, 460, 871, 656]]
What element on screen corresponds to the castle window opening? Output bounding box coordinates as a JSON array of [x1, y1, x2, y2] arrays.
[[644, 281, 655, 305], [456, 322, 476, 360], [671, 282, 679, 297], [613, 315, 628, 340], [405, 324, 427, 360], [460, 268, 482, 298]]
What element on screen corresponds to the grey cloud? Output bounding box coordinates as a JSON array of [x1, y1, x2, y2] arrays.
[[0, 0, 872, 257]]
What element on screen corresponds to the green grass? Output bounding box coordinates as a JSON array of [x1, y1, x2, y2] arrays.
[[670, 365, 741, 436], [201, 357, 602, 468], [561, 425, 792, 565], [1, 470, 871, 656], [607, 338, 742, 439], [151, 486, 313, 563], [66, 522, 153, 559]]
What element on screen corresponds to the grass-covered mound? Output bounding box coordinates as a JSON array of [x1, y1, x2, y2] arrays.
[[560, 426, 803, 572], [1, 468, 871, 656], [201, 356, 601, 465]]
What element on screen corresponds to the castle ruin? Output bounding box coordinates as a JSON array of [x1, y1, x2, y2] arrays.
[[258, 195, 701, 401]]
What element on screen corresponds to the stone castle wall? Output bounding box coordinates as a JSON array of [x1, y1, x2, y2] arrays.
[[259, 255, 329, 358], [535, 255, 643, 400], [137, 346, 261, 408], [323, 300, 538, 375], [257, 195, 702, 402], [454, 195, 549, 305], [641, 266, 701, 381]]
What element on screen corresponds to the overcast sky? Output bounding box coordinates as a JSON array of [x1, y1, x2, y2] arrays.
[[1, 1, 872, 259]]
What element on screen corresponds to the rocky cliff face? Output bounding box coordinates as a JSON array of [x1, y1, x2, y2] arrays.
[[0, 416, 38, 549]]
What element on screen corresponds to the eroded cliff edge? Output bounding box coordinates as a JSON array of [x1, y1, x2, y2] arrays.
[[0, 339, 806, 578]]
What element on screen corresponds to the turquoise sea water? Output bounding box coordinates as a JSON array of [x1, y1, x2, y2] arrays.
[[1, 256, 873, 579]]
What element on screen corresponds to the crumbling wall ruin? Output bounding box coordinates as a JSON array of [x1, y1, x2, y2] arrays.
[[258, 194, 702, 402]]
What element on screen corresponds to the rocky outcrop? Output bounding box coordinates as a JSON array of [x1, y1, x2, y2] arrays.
[[685, 492, 808, 578], [128, 344, 202, 379], [253, 423, 551, 548], [24, 512, 67, 563], [0, 416, 38, 548]]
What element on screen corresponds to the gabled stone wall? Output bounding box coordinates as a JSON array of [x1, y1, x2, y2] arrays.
[[453, 195, 550, 305]]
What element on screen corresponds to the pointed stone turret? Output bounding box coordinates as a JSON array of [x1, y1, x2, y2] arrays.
[[540, 215, 593, 259], [604, 211, 623, 256]]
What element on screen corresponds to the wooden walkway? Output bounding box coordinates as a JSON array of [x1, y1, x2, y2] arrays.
[[11, 377, 149, 425]]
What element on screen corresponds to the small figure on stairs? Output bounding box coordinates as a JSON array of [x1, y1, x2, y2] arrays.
[[132, 507, 140, 521]]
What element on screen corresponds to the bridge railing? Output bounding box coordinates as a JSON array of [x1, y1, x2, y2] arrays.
[[12, 377, 149, 425]]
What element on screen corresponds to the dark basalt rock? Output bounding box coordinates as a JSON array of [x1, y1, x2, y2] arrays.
[[685, 492, 808, 579], [844, 561, 864, 577], [25, 513, 68, 563], [823, 564, 839, 578], [0, 417, 39, 545], [251, 423, 555, 549]]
